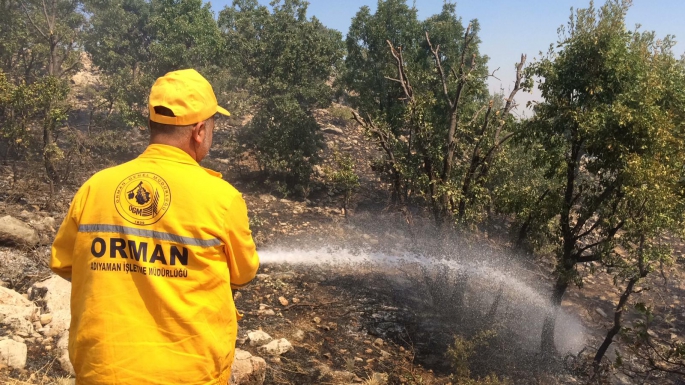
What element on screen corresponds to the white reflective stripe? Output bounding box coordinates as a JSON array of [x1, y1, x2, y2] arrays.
[[78, 224, 222, 248]]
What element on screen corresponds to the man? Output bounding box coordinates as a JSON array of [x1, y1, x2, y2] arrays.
[[51, 69, 259, 384]]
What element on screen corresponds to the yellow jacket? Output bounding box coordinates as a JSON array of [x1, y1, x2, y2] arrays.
[[51, 144, 259, 385]]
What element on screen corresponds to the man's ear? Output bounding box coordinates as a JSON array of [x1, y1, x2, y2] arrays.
[[191, 121, 206, 144]]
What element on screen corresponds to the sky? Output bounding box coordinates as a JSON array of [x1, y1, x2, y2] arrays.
[[210, 0, 685, 116]]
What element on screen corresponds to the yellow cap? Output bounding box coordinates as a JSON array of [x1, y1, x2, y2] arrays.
[[148, 69, 230, 126]]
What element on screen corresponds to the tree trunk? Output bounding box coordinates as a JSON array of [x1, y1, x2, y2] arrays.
[[593, 277, 637, 368], [594, 235, 647, 368], [541, 278, 569, 355], [457, 158, 479, 222], [43, 103, 59, 183], [542, 139, 580, 354]]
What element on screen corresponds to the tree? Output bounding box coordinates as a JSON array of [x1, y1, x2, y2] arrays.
[[591, 31, 685, 367], [0, 0, 84, 182], [84, 0, 223, 128], [346, 0, 528, 223], [82, 0, 152, 127], [525, 0, 685, 354], [218, 0, 344, 189]]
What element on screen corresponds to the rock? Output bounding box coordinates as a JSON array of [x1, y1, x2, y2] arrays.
[[31, 217, 56, 233], [40, 314, 53, 326], [31, 276, 71, 334], [313, 165, 326, 177], [365, 348, 373, 354], [595, 307, 608, 318], [278, 296, 289, 306], [0, 286, 36, 334], [12, 336, 24, 343], [0, 215, 39, 246], [248, 331, 273, 347], [230, 349, 266, 385], [322, 126, 344, 135], [258, 338, 292, 356], [257, 309, 275, 316], [292, 330, 305, 341], [57, 332, 75, 376], [313, 316, 321, 324], [373, 338, 384, 346], [258, 194, 275, 203], [0, 339, 27, 369]]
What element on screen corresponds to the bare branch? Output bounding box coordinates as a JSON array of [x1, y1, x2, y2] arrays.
[[386, 40, 413, 101], [425, 31, 453, 109], [466, 104, 488, 128], [573, 220, 625, 260], [488, 67, 501, 81], [20, 1, 48, 40]]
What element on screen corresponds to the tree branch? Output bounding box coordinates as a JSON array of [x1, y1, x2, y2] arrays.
[[386, 40, 412, 101], [20, 1, 48, 40], [425, 31, 453, 110]]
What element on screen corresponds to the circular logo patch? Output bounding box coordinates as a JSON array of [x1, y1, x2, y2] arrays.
[[114, 173, 171, 225]]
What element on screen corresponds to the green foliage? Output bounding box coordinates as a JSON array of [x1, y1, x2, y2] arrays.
[[246, 95, 322, 187], [328, 105, 353, 127], [523, 0, 685, 352], [446, 330, 509, 384], [148, 0, 222, 75], [342, 0, 422, 116], [326, 151, 360, 212], [219, 0, 344, 190], [0, 0, 81, 181], [84, 0, 223, 128], [527, 0, 685, 284], [344, 0, 527, 223]]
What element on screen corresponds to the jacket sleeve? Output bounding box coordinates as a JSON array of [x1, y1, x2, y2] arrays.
[[224, 194, 259, 289], [51, 188, 85, 280]]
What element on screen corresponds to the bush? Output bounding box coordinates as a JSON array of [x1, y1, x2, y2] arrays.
[[245, 96, 323, 190], [326, 151, 360, 214]]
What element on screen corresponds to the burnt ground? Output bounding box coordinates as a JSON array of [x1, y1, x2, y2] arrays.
[[0, 105, 684, 385]]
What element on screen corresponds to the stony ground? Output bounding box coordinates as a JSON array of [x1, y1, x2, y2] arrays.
[[1, 107, 684, 385]]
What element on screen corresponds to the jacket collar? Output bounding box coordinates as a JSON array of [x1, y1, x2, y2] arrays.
[[138, 144, 222, 178]]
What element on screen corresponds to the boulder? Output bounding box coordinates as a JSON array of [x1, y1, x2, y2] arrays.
[[0, 286, 36, 334], [247, 330, 273, 347], [31, 275, 71, 334], [257, 338, 292, 356], [0, 215, 39, 247], [230, 349, 266, 385], [0, 339, 27, 369]]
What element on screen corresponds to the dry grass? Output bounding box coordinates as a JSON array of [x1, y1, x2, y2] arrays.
[[2, 358, 73, 385], [362, 372, 388, 385]]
